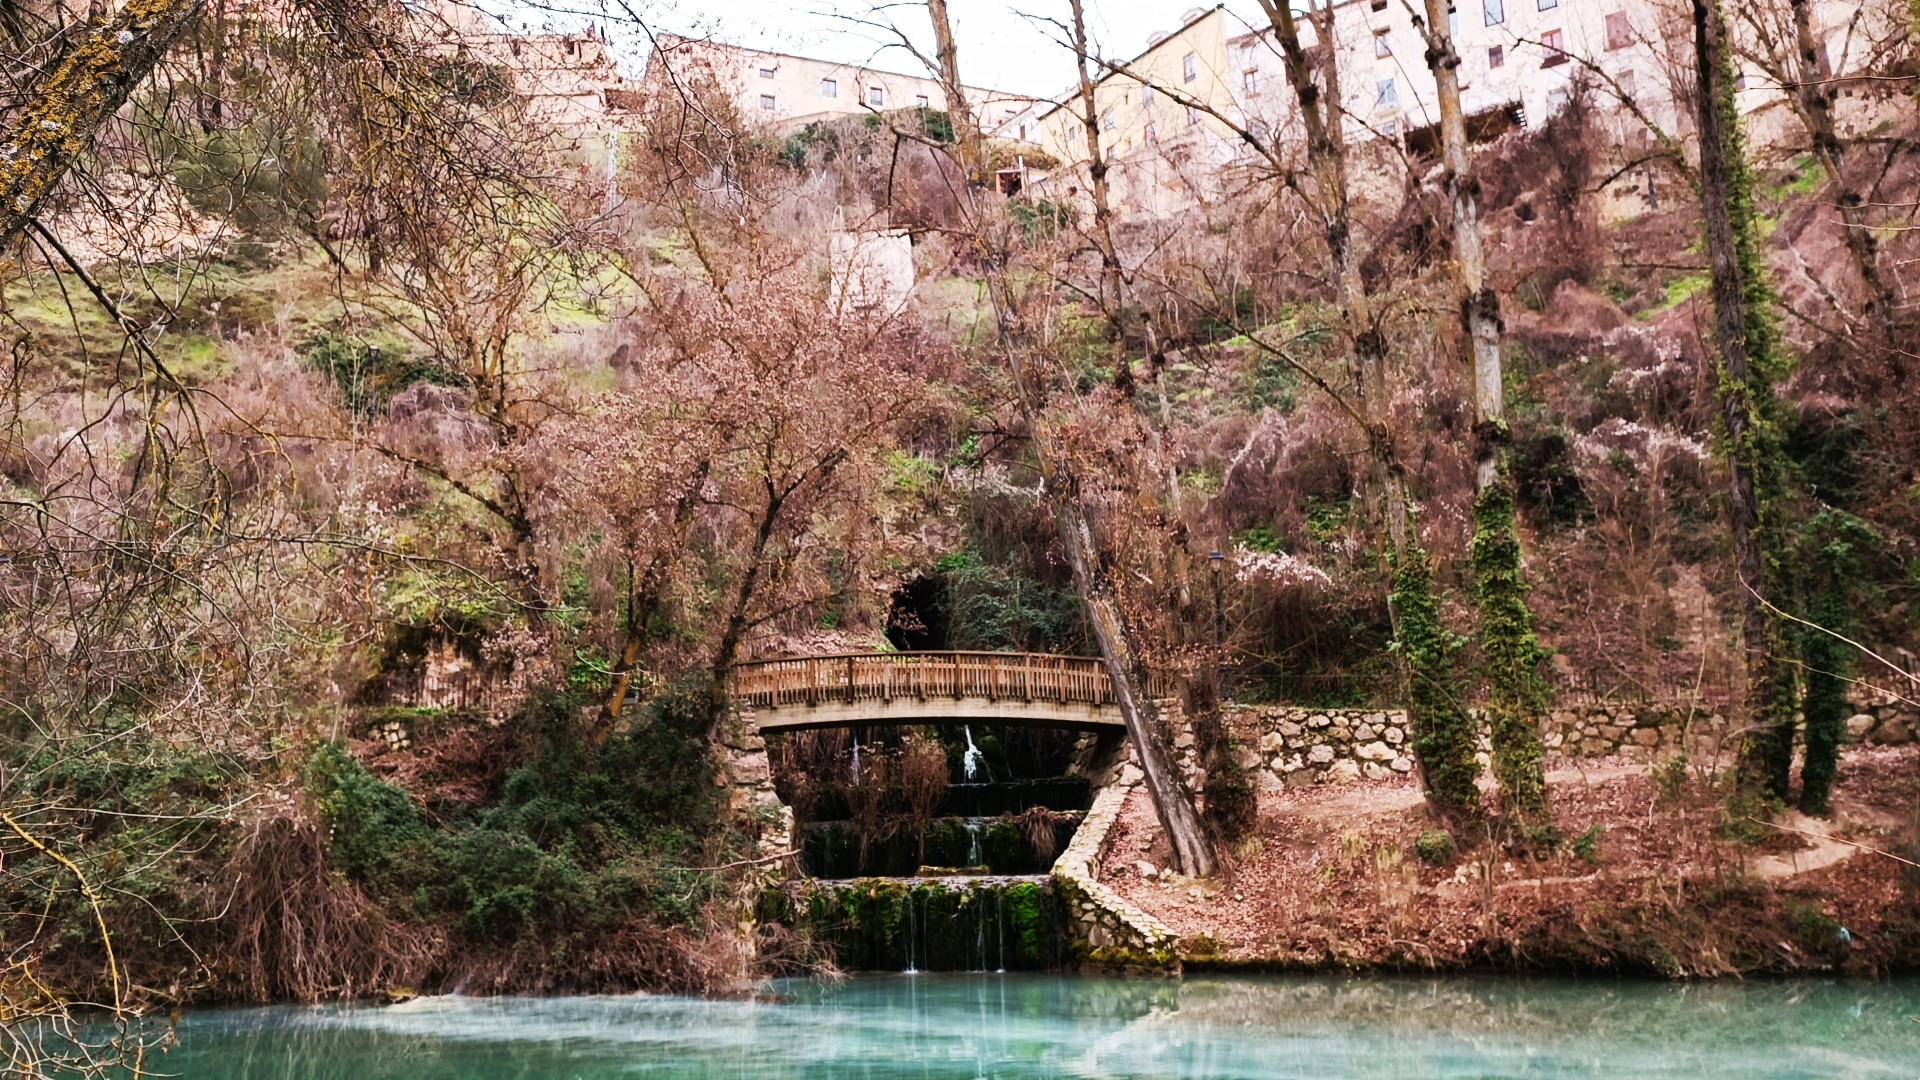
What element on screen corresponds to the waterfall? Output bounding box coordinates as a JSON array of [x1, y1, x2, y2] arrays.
[[996, 888, 1006, 973], [975, 884, 987, 972], [966, 822, 982, 867], [961, 726, 983, 781], [850, 733, 861, 782], [904, 888, 922, 975]]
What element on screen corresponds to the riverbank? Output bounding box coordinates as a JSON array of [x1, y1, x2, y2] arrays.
[[1099, 745, 1919, 977]]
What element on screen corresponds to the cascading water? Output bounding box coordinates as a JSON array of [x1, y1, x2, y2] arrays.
[[961, 726, 984, 781], [850, 732, 861, 782], [996, 889, 1006, 972], [966, 822, 982, 867]]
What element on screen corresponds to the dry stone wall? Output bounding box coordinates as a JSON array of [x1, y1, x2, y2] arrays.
[[1847, 684, 1919, 746], [1050, 781, 1179, 972]]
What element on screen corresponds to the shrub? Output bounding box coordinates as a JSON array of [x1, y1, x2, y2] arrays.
[[1414, 829, 1455, 866]]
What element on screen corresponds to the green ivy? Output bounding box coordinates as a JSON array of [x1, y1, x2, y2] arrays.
[[1471, 480, 1556, 846], [1390, 545, 1481, 832]]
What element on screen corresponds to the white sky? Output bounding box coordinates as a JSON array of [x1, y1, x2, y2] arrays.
[[502, 1, 1270, 99]]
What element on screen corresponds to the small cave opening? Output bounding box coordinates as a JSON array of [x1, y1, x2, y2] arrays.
[[885, 575, 949, 651]]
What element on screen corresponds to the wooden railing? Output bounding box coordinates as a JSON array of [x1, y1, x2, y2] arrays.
[[731, 651, 1172, 710]]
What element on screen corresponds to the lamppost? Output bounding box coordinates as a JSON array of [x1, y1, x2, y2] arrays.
[[1208, 549, 1226, 704]]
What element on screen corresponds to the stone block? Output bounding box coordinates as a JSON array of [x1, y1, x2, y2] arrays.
[[1285, 769, 1317, 789], [1307, 744, 1336, 764], [1174, 730, 1196, 750], [1356, 740, 1393, 762], [1355, 723, 1379, 741], [1278, 721, 1304, 739], [1846, 713, 1876, 741], [1308, 714, 1332, 729], [1630, 727, 1661, 747], [1876, 718, 1912, 746], [1324, 760, 1361, 784], [1390, 756, 1413, 773], [1362, 762, 1391, 781], [1384, 727, 1405, 745]]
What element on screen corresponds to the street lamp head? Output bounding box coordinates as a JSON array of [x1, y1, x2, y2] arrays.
[[1208, 549, 1223, 566]]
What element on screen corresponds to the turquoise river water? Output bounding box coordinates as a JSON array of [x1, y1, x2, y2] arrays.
[[120, 974, 1920, 1078]]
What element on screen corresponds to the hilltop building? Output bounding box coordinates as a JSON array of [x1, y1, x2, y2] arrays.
[[1024, 0, 1896, 219], [642, 34, 1045, 143]]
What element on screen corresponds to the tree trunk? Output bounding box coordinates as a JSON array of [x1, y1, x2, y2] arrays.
[[1784, 0, 1892, 342], [706, 482, 784, 738], [593, 463, 709, 744], [1262, 0, 1482, 828], [924, 0, 1218, 877], [1, 0, 209, 249], [1691, 0, 1798, 801], [1419, 0, 1552, 840]]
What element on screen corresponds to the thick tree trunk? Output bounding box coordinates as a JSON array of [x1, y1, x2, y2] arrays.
[[1691, 0, 1798, 800], [1, 0, 208, 249], [1419, 0, 1552, 840], [706, 483, 784, 738], [1263, 0, 1482, 827]]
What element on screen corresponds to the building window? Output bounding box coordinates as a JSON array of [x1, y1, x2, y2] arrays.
[[1004, 108, 1017, 120], [758, 66, 776, 79], [821, 78, 838, 98], [1375, 30, 1392, 58], [1617, 69, 1636, 96], [1183, 52, 1197, 82], [1102, 106, 1116, 130], [1376, 77, 1397, 108], [1484, 0, 1504, 24], [868, 85, 885, 107], [1488, 45, 1505, 68], [915, 94, 929, 108], [1542, 29, 1566, 65], [1538, 0, 1556, 8], [1244, 69, 1258, 92], [759, 94, 776, 110], [1371, 0, 1386, 9], [1018, 123, 1027, 139], [1381, 118, 1399, 136], [1606, 12, 1631, 49], [1187, 104, 1199, 125], [1142, 83, 1154, 105]]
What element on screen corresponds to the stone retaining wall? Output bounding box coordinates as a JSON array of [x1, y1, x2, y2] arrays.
[[1050, 781, 1179, 972], [1147, 693, 1918, 793], [1848, 684, 1919, 746]]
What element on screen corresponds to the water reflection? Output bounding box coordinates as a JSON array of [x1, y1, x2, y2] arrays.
[[121, 974, 1920, 1079]]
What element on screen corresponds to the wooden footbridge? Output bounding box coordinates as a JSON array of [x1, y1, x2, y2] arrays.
[[731, 651, 1170, 732]]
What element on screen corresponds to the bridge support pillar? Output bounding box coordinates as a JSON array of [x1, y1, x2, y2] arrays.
[[716, 706, 793, 867]]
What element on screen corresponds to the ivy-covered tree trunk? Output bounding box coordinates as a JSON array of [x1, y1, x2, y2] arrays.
[[1, 0, 209, 248], [1261, 0, 1481, 831], [1392, 547, 1482, 829], [1797, 512, 1873, 814], [1418, 0, 1552, 842], [1691, 0, 1799, 801]]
